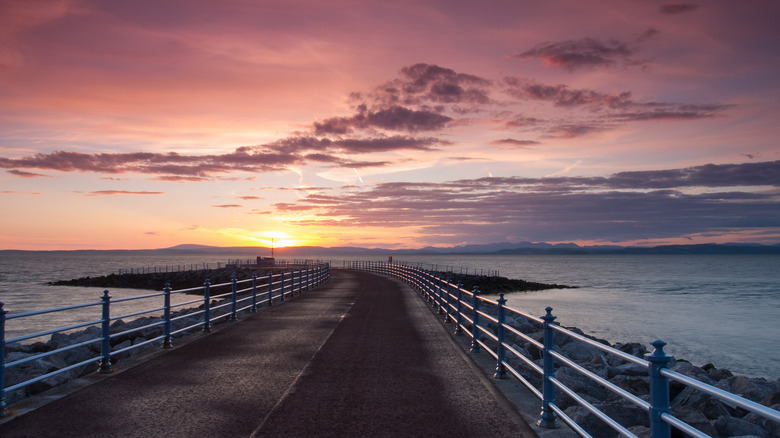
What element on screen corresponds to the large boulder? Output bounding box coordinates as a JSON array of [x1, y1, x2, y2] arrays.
[[743, 403, 780, 438], [713, 415, 767, 438], [670, 406, 720, 437], [554, 366, 608, 406], [560, 340, 604, 362], [563, 401, 648, 438]]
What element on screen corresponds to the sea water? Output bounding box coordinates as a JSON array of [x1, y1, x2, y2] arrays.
[[1, 251, 778, 379]]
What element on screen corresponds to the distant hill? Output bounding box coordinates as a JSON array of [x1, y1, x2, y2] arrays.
[[151, 242, 780, 256], [3, 242, 778, 255]]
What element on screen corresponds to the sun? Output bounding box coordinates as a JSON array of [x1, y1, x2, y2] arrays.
[[217, 229, 302, 248]]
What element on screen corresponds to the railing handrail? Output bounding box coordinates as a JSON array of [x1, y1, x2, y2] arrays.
[[346, 260, 780, 438], [0, 262, 330, 416]]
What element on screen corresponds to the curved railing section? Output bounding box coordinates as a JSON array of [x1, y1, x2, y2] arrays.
[[0, 263, 330, 415], [348, 260, 780, 438]]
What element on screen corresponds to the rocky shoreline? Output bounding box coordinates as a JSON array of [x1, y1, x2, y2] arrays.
[[473, 300, 780, 438]]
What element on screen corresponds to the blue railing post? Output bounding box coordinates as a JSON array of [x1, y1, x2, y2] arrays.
[[98, 290, 112, 374], [0, 302, 7, 416], [267, 272, 273, 306], [494, 293, 508, 379], [280, 271, 285, 302], [162, 283, 173, 349], [537, 306, 559, 428], [250, 274, 257, 313], [648, 340, 675, 438], [202, 279, 212, 333], [230, 276, 238, 321], [470, 286, 481, 353], [443, 277, 452, 322], [454, 281, 464, 335]]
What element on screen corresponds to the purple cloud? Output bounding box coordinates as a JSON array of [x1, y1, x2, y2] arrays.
[[505, 77, 730, 124], [7, 169, 50, 178], [83, 190, 165, 196], [490, 139, 540, 148], [315, 105, 452, 135], [517, 36, 643, 70], [660, 3, 699, 14]]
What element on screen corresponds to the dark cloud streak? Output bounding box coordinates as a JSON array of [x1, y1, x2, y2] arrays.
[[660, 3, 699, 14], [516, 34, 653, 70], [274, 161, 780, 244]]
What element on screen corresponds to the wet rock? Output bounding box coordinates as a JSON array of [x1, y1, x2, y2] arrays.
[[555, 367, 608, 404], [744, 403, 780, 438], [607, 362, 648, 378], [560, 340, 603, 362], [670, 406, 721, 437], [627, 425, 651, 438], [608, 374, 649, 399], [714, 415, 767, 438]]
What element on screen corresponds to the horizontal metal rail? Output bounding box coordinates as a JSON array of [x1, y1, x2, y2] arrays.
[[6, 318, 104, 344], [6, 301, 103, 320]]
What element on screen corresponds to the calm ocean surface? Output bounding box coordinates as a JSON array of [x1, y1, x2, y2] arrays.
[[1, 251, 778, 379]]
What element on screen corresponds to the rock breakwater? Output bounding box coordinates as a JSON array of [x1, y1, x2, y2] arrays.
[[49, 267, 268, 291], [427, 270, 576, 294]]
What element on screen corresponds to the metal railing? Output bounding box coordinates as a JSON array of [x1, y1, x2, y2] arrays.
[[0, 263, 330, 416], [348, 260, 780, 438]]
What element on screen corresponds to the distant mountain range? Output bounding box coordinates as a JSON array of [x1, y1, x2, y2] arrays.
[[154, 242, 780, 256]]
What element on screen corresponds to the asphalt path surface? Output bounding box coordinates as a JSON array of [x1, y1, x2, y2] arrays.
[[0, 269, 535, 438]]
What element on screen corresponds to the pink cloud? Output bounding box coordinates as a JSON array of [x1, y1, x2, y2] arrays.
[[6, 169, 50, 178], [83, 190, 165, 196]]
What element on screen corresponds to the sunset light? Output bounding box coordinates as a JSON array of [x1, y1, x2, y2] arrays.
[[1, 1, 779, 250]]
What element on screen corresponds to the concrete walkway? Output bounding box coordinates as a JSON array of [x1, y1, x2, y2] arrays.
[[0, 269, 536, 437]]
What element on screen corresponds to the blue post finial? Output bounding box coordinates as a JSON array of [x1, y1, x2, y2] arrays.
[[647, 339, 675, 438], [537, 306, 559, 428]]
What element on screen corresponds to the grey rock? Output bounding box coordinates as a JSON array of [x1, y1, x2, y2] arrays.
[[560, 340, 602, 362], [555, 367, 608, 404], [607, 362, 648, 378], [608, 374, 649, 399], [670, 406, 721, 437], [714, 415, 767, 438]]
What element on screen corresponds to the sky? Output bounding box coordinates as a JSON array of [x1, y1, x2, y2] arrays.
[[1, 0, 779, 250]]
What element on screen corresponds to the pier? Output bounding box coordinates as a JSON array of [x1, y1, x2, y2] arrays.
[[2, 262, 779, 437], [0, 269, 534, 437]]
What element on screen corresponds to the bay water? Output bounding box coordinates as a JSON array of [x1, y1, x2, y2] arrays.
[[1, 251, 778, 379]]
